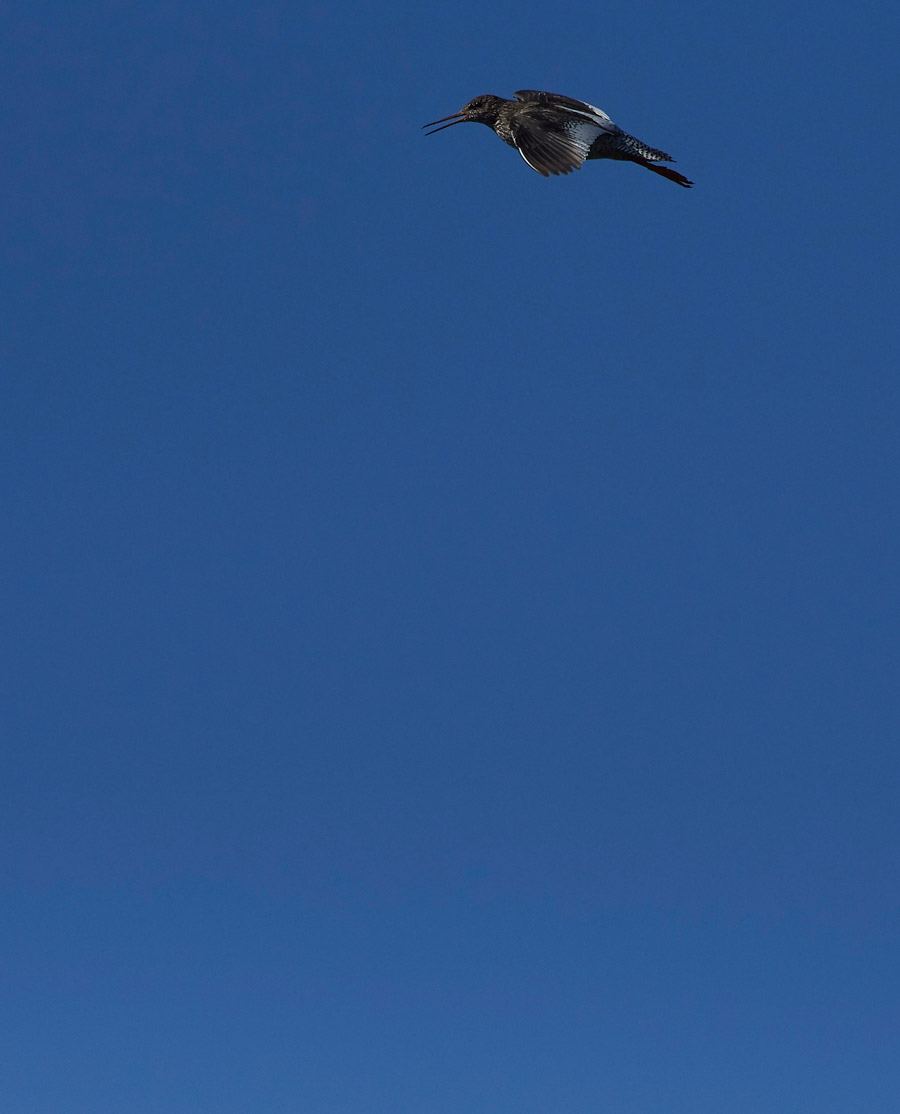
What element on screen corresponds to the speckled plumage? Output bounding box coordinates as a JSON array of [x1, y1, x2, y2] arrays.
[[424, 89, 693, 188]]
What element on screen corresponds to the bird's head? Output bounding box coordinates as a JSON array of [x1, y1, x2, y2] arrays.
[[423, 94, 506, 134]]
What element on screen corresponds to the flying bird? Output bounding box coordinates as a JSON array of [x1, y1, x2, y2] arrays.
[[424, 89, 693, 188]]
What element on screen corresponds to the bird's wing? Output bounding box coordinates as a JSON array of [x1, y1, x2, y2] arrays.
[[507, 106, 598, 176], [514, 90, 618, 132]]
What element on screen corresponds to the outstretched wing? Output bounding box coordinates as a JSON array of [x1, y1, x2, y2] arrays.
[[514, 90, 618, 132], [506, 108, 594, 175]]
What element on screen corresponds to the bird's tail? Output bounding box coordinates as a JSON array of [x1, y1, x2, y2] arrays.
[[604, 133, 694, 187]]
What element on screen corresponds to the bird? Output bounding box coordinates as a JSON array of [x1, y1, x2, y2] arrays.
[[424, 89, 693, 188]]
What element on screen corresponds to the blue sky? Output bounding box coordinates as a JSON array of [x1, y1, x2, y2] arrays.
[[3, 2, 899, 1111]]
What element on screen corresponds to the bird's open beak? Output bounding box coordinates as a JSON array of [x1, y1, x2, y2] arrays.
[[423, 111, 468, 135]]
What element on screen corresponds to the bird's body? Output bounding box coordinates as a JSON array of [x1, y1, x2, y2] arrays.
[[424, 89, 693, 188]]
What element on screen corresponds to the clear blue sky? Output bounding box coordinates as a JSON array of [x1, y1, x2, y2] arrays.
[[4, 2, 899, 1111]]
